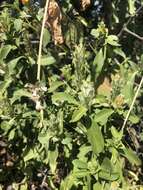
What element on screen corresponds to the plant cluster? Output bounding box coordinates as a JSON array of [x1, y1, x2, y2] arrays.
[[1, 0, 143, 189]]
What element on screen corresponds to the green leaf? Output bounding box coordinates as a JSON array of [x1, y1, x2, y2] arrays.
[[101, 157, 112, 172], [121, 71, 137, 105], [48, 147, 58, 173], [93, 183, 102, 190], [48, 81, 64, 93], [11, 89, 32, 104], [106, 35, 120, 46], [70, 105, 87, 122], [8, 56, 24, 75], [73, 159, 88, 169], [14, 19, 23, 31], [114, 48, 126, 59], [99, 158, 120, 181], [122, 147, 141, 166], [83, 186, 88, 190], [41, 56, 56, 66], [73, 170, 90, 178], [128, 114, 140, 124], [90, 29, 99, 38], [0, 77, 12, 95], [19, 183, 28, 190], [101, 158, 112, 172], [60, 174, 75, 190], [0, 45, 13, 60], [87, 121, 104, 155], [93, 49, 105, 79], [62, 136, 72, 150], [42, 28, 51, 48], [8, 128, 16, 140], [128, 0, 135, 15], [52, 92, 78, 105], [94, 108, 114, 125], [141, 54, 143, 65], [77, 145, 92, 159], [0, 119, 15, 133], [38, 132, 51, 147], [111, 126, 123, 141], [98, 170, 119, 181], [24, 149, 37, 162]]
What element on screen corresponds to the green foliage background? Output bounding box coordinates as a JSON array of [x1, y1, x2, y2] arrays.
[[1, 0, 143, 189]]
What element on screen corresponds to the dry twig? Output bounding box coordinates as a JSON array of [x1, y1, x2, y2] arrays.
[[37, 0, 64, 80], [124, 27, 143, 41], [37, 0, 50, 80], [118, 5, 143, 38], [122, 76, 143, 132]]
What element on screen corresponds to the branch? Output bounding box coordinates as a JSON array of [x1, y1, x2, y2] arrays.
[[118, 5, 143, 38], [37, 0, 50, 81], [124, 27, 143, 41]]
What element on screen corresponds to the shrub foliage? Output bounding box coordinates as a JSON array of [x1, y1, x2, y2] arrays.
[[0, 0, 143, 189]]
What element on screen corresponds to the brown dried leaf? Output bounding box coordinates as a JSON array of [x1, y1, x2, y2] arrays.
[[46, 0, 64, 45], [80, 0, 91, 10], [0, 148, 6, 156], [0, 140, 7, 147], [97, 77, 112, 96]]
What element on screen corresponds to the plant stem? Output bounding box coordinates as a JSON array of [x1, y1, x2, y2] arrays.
[[122, 76, 143, 132], [124, 27, 143, 41], [118, 5, 143, 37], [37, 0, 50, 81]]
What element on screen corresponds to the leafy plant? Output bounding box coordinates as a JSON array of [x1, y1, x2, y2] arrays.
[[0, 0, 143, 189]]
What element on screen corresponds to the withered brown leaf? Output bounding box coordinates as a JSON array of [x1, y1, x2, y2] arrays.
[[46, 0, 64, 45], [97, 77, 112, 96], [0, 148, 6, 156]]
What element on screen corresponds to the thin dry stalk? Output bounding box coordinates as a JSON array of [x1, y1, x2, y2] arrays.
[[37, 0, 50, 81], [122, 76, 143, 131]]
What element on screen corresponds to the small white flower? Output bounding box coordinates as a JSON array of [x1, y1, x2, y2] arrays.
[[35, 100, 43, 111], [32, 90, 37, 97], [41, 86, 48, 92], [0, 69, 5, 75]]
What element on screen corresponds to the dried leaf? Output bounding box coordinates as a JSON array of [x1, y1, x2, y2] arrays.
[[0, 140, 7, 147], [46, 0, 64, 45], [0, 148, 6, 156], [97, 77, 112, 96], [80, 0, 91, 11]]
